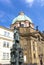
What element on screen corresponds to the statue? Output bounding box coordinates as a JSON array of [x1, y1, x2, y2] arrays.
[[10, 27, 24, 65], [14, 27, 20, 42], [36, 26, 38, 31]]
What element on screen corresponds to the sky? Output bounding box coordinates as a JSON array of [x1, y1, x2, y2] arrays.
[[0, 0, 44, 31]]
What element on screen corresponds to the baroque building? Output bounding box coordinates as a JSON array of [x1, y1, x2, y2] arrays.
[[0, 26, 13, 65], [0, 12, 44, 65], [11, 12, 44, 65]]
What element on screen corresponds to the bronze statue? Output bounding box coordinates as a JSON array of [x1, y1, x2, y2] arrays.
[[10, 27, 24, 65]]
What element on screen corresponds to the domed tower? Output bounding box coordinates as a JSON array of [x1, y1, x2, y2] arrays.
[[10, 12, 34, 30], [10, 12, 39, 65]]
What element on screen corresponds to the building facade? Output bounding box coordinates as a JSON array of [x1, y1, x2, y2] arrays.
[[0, 12, 44, 65], [11, 12, 44, 65], [0, 26, 13, 65]]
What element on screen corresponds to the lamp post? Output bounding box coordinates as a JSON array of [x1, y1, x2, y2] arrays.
[[39, 54, 43, 65]]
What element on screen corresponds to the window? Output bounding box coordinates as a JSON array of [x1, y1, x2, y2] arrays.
[[33, 44, 35, 51], [7, 42, 9, 48], [7, 53, 9, 59], [3, 53, 9, 60], [24, 55, 26, 62], [24, 22, 29, 27], [33, 41, 35, 51], [3, 41, 6, 47], [20, 24, 24, 27], [4, 31, 7, 36], [4, 31, 10, 37], [34, 54, 36, 59], [37, 35, 40, 41], [3, 53, 6, 60], [7, 32, 10, 37], [3, 41, 9, 48]]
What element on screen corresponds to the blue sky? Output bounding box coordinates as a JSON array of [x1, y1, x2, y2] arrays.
[[0, 0, 44, 31]]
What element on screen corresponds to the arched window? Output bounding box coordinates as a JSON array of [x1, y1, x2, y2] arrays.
[[20, 22, 24, 27], [33, 41, 35, 51], [34, 53, 36, 59], [3, 41, 6, 47]]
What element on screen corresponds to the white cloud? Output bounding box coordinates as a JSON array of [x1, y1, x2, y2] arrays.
[[25, 0, 34, 3], [24, 0, 34, 7], [24, 0, 44, 7]]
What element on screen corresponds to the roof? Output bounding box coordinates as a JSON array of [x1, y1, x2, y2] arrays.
[[12, 12, 32, 24], [0, 26, 13, 32]]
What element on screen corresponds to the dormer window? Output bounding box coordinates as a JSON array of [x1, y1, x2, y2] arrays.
[[21, 24, 24, 27], [20, 22, 24, 27]]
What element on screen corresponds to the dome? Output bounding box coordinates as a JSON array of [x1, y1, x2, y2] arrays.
[[12, 12, 32, 24]]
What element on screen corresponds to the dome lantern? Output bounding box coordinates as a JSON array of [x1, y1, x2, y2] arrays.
[[19, 11, 24, 15]]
